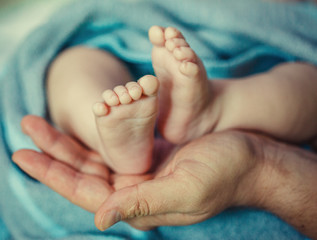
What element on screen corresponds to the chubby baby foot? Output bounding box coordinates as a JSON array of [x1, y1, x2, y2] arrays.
[[93, 75, 159, 174], [149, 26, 218, 144]]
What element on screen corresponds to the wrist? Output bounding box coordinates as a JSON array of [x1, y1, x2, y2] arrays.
[[231, 133, 297, 208], [238, 136, 317, 238], [231, 133, 267, 208]]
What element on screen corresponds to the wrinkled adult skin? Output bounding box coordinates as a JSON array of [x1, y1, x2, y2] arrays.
[[13, 115, 317, 239]]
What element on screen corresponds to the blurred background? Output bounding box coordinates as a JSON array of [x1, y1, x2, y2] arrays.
[[0, 0, 72, 65]]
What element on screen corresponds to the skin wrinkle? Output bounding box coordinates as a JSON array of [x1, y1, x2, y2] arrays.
[[173, 136, 243, 215], [173, 164, 208, 212], [175, 160, 209, 187], [270, 182, 312, 230], [246, 135, 283, 207], [127, 184, 151, 218], [220, 133, 265, 207]]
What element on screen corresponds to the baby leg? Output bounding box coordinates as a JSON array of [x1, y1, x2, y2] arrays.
[[47, 46, 133, 163], [214, 62, 317, 143]]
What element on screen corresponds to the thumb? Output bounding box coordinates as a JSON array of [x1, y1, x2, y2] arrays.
[[95, 174, 188, 231]]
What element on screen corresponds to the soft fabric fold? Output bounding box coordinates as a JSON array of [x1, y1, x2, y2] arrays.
[[0, 0, 316, 238]]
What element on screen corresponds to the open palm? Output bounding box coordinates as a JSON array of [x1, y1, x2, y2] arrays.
[[13, 115, 259, 231]]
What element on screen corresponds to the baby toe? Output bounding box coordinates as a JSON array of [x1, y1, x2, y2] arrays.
[[126, 81, 142, 100], [149, 25, 165, 46], [102, 89, 120, 106], [113, 85, 132, 105]]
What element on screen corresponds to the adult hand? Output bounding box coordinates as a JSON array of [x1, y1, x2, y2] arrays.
[[13, 115, 257, 227], [95, 131, 317, 239], [94, 130, 261, 231], [13, 116, 317, 239]]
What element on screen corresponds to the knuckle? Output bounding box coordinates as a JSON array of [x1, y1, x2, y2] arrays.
[[69, 172, 85, 204], [126, 185, 151, 219]]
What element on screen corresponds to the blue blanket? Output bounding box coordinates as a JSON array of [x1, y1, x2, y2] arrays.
[[1, 0, 316, 239]]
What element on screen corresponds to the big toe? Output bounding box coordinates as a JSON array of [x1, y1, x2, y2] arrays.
[[138, 75, 159, 96], [149, 26, 165, 47]]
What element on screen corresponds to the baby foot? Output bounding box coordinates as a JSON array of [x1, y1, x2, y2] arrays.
[[93, 75, 159, 174], [149, 26, 218, 144]]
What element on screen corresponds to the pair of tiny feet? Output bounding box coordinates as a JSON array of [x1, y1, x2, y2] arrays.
[[93, 26, 215, 174]]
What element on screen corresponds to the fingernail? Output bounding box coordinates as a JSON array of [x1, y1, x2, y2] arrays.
[[100, 210, 122, 231]]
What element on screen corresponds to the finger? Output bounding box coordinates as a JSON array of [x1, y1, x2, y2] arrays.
[[110, 174, 153, 191], [12, 149, 113, 213], [94, 174, 191, 231], [21, 115, 109, 178]]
